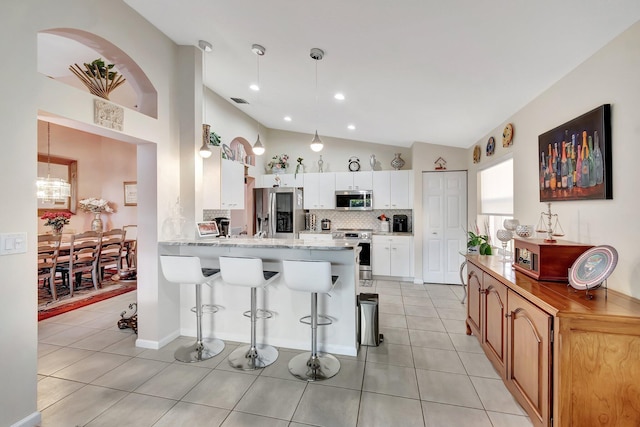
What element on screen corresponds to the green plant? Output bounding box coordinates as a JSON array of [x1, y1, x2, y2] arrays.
[[84, 58, 117, 80], [209, 131, 221, 146], [467, 231, 493, 255]]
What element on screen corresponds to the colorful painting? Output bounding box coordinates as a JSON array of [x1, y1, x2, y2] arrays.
[[538, 104, 612, 201]]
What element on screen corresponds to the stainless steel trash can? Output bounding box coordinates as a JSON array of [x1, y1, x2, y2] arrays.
[[358, 293, 383, 346]]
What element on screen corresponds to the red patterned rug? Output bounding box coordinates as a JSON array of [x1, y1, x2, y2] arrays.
[[38, 278, 136, 321]]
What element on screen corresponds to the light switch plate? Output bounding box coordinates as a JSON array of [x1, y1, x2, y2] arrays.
[[0, 232, 28, 255]]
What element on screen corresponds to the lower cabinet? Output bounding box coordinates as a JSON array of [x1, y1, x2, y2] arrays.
[[465, 257, 640, 427], [372, 235, 412, 277]]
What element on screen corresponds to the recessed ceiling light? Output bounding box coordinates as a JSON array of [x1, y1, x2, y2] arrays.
[[284, 116, 292, 122], [347, 124, 356, 130], [334, 93, 345, 101], [249, 84, 260, 91]]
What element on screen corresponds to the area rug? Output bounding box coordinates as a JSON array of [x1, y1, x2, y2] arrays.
[[38, 276, 136, 321]]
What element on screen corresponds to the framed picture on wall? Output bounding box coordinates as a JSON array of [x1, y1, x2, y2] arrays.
[[123, 181, 137, 206], [538, 104, 612, 202]]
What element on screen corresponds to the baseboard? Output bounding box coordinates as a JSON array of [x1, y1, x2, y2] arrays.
[[10, 411, 41, 427], [135, 330, 180, 350]]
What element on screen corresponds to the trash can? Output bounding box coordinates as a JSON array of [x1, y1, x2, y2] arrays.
[[358, 293, 383, 346]]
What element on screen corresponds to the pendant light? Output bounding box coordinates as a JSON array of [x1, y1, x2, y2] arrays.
[[198, 40, 213, 158], [37, 122, 71, 203], [310, 48, 324, 152], [252, 43, 266, 156]]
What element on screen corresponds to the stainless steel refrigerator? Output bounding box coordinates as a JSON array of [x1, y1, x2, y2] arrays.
[[254, 187, 305, 238]]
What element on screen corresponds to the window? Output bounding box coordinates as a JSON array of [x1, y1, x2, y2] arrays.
[[478, 158, 514, 254]]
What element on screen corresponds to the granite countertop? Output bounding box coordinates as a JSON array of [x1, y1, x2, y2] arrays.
[[160, 237, 359, 250], [299, 230, 333, 235], [372, 232, 414, 236]]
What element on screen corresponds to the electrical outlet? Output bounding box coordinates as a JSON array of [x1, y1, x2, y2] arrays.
[[0, 232, 28, 255]]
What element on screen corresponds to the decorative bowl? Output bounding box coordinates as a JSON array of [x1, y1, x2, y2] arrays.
[[515, 224, 534, 238]]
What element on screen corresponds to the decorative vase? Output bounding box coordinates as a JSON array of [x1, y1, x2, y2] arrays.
[[318, 155, 324, 173], [391, 153, 405, 170], [272, 167, 286, 175], [91, 213, 103, 232], [369, 154, 376, 171], [52, 226, 63, 236]]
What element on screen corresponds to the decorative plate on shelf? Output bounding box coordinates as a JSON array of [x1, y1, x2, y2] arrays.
[[222, 143, 235, 161], [568, 245, 618, 290], [473, 145, 481, 164], [502, 123, 514, 147], [486, 136, 495, 156]]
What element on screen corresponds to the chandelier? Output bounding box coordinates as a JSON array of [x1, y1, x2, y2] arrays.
[[37, 122, 71, 203]]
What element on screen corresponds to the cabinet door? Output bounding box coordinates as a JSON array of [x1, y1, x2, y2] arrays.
[[390, 237, 412, 276], [482, 274, 507, 378], [372, 171, 391, 209], [335, 172, 354, 190], [303, 173, 319, 209], [372, 239, 390, 276], [353, 171, 373, 190], [466, 261, 482, 337], [506, 290, 552, 427], [389, 170, 411, 208], [221, 160, 244, 209], [316, 173, 335, 209]]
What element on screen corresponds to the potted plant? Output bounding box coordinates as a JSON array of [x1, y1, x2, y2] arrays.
[[467, 231, 493, 255]]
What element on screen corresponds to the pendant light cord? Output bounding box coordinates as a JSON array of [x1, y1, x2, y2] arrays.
[[47, 122, 51, 176]]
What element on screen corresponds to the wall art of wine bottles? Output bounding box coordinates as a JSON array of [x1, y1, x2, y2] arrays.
[[538, 104, 612, 201]]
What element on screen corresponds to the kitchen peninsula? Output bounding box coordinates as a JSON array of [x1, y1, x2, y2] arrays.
[[159, 238, 361, 356]]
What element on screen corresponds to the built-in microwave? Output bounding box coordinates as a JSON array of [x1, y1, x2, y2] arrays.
[[335, 190, 373, 211]]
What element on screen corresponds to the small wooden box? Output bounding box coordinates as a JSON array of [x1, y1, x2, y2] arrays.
[[513, 238, 593, 282]]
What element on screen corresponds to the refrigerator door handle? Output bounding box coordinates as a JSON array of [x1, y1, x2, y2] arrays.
[[269, 191, 276, 236]]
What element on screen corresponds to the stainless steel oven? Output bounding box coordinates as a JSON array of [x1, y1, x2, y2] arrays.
[[333, 229, 372, 283]]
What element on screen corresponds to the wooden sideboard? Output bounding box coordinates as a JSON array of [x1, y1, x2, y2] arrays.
[[465, 255, 640, 427]]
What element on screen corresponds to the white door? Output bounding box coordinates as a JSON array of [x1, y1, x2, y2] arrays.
[[422, 171, 467, 284]]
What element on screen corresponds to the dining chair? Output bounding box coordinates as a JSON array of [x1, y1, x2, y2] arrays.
[[38, 234, 62, 301], [56, 231, 101, 296], [122, 225, 137, 269], [97, 228, 126, 283]]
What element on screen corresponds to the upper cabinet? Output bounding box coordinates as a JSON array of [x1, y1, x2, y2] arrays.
[[203, 150, 245, 210], [335, 171, 373, 191], [372, 170, 413, 209], [303, 172, 335, 209], [259, 173, 303, 188]]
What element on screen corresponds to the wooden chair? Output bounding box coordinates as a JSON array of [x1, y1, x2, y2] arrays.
[[97, 228, 126, 283], [122, 225, 137, 269], [38, 234, 62, 301], [56, 231, 101, 296]]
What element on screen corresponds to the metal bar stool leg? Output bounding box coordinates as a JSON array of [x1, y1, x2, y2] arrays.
[[288, 292, 340, 381], [228, 287, 279, 370], [174, 283, 225, 363]]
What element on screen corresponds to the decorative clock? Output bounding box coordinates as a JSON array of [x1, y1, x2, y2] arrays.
[[486, 136, 495, 156], [348, 156, 361, 171], [502, 123, 514, 147]]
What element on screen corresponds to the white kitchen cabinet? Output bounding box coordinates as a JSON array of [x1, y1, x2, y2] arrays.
[[335, 171, 373, 191], [372, 235, 413, 277], [261, 173, 303, 188], [303, 172, 335, 209], [203, 151, 245, 210], [372, 170, 413, 209]]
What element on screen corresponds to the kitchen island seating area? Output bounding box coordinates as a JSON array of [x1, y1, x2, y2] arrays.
[[159, 255, 223, 363], [282, 259, 341, 381]]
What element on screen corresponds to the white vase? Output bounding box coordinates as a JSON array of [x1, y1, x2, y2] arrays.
[[91, 213, 103, 232]]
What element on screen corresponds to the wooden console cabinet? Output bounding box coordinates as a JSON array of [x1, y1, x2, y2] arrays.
[[466, 255, 640, 427]]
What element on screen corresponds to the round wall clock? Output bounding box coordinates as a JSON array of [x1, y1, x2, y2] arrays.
[[486, 136, 495, 156], [502, 123, 514, 147], [348, 156, 361, 171], [473, 145, 481, 164]]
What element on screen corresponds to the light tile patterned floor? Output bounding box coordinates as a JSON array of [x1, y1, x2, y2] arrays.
[[37, 281, 533, 426]]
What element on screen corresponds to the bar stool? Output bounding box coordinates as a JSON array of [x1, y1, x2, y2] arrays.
[[219, 256, 280, 370], [282, 259, 340, 381], [159, 255, 225, 363]]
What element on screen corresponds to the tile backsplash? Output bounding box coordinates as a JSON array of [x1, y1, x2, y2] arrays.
[[309, 209, 412, 232]]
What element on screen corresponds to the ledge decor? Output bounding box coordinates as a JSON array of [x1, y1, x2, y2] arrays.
[[69, 58, 126, 100]]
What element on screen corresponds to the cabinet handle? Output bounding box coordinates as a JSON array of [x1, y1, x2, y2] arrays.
[[505, 313, 512, 318], [479, 289, 487, 294]]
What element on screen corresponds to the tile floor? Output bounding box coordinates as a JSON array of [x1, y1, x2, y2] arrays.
[[37, 281, 533, 427]]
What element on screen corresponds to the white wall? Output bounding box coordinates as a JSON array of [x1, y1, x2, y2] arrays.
[[1, 1, 181, 425], [467, 21, 640, 298]]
